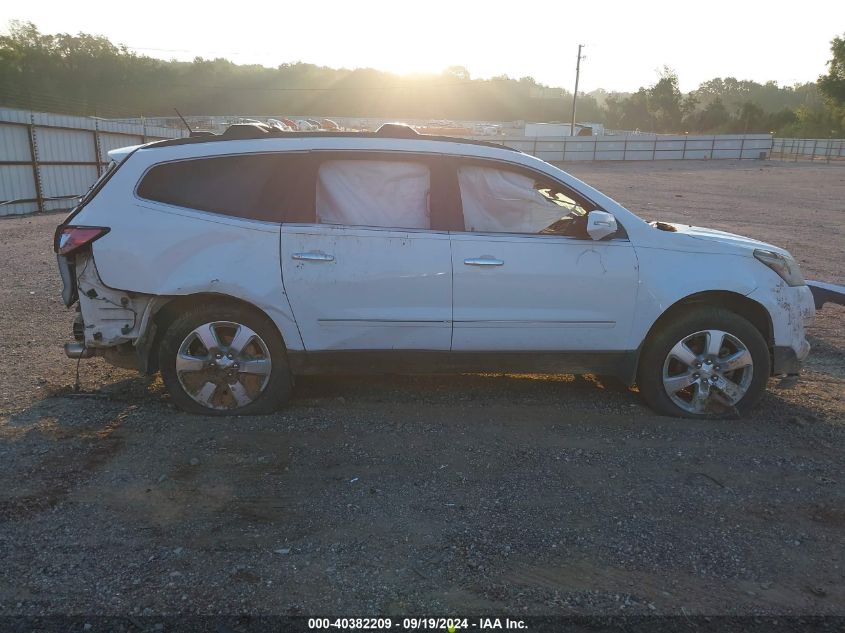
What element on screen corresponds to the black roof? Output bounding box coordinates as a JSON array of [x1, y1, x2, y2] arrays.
[[146, 122, 517, 152]]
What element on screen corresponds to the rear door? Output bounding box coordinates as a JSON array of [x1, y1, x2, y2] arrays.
[[280, 154, 454, 351]]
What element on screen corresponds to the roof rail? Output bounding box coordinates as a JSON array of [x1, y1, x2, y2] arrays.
[[146, 126, 517, 152]]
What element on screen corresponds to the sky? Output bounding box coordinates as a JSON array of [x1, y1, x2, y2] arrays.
[[2, 0, 843, 93]]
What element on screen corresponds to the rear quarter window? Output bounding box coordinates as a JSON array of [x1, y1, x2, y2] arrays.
[[136, 153, 315, 223]]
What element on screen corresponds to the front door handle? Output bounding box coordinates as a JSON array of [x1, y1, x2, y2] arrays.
[[292, 252, 335, 262], [464, 256, 504, 266]]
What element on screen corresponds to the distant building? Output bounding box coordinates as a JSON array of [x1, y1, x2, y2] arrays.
[[523, 122, 604, 137]]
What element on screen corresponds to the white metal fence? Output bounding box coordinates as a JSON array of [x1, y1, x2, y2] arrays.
[[0, 108, 186, 216], [466, 133, 773, 162], [771, 138, 845, 162], [0, 108, 813, 218]]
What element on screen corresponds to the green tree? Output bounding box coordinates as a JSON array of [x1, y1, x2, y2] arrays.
[[765, 107, 799, 135], [605, 88, 653, 131], [818, 34, 845, 105], [443, 65, 470, 81], [814, 33, 845, 136], [690, 76, 819, 114], [735, 101, 766, 132], [2, 20, 844, 137], [684, 98, 730, 132], [649, 68, 687, 132]]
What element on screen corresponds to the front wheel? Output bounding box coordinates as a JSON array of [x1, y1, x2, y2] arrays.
[[637, 306, 771, 418], [159, 302, 292, 415]]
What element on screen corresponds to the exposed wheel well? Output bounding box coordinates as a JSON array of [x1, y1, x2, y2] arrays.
[[626, 291, 773, 385], [142, 293, 283, 374], [643, 290, 773, 350]]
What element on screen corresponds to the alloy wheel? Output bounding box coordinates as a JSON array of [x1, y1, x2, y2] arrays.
[[662, 329, 754, 414], [175, 321, 272, 411]]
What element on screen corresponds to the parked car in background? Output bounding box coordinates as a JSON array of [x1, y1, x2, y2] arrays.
[[266, 118, 293, 131], [55, 123, 815, 417], [473, 123, 501, 136]]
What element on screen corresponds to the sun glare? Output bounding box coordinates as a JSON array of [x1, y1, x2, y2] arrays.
[[1, 0, 841, 91]]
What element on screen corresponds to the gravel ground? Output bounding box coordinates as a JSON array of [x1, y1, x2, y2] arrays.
[[0, 159, 843, 618]]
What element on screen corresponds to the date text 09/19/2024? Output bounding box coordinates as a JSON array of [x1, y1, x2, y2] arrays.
[[307, 618, 528, 630]]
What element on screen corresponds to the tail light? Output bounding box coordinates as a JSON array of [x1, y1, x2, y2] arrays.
[[54, 226, 110, 256]]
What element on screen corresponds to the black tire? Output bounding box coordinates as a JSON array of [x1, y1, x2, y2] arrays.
[[637, 306, 770, 418], [158, 301, 292, 415]]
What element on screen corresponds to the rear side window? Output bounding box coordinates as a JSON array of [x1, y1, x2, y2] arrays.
[[137, 154, 315, 223], [316, 159, 431, 229]]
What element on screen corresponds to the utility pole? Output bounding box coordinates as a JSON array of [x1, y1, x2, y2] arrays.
[[570, 44, 585, 136]]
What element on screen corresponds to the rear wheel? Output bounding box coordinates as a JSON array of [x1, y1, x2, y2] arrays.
[[159, 302, 291, 415], [637, 306, 770, 418]]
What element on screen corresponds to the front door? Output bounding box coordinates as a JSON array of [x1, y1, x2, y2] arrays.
[[449, 162, 639, 352], [450, 233, 638, 351]]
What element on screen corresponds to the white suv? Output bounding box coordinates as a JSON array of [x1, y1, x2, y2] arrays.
[[55, 123, 815, 418]]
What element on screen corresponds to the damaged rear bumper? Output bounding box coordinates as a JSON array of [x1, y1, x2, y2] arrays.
[[60, 251, 152, 372], [57, 254, 78, 306]]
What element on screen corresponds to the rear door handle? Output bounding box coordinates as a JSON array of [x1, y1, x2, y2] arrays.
[[292, 252, 335, 262], [464, 256, 504, 266]]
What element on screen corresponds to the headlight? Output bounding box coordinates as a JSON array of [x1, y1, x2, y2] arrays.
[[753, 249, 805, 286]]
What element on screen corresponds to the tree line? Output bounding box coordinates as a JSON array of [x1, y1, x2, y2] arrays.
[[1, 21, 843, 137]]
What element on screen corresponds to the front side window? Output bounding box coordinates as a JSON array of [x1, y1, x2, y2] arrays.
[[316, 160, 431, 230], [458, 165, 590, 237]]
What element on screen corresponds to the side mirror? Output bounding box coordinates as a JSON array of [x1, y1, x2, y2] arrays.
[[586, 210, 618, 241]]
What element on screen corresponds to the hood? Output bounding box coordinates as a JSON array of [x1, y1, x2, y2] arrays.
[[654, 222, 792, 258]]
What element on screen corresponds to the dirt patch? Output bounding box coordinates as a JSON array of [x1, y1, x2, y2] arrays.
[[0, 160, 843, 616]]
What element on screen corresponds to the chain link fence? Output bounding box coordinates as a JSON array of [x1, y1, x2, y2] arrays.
[[770, 138, 845, 162]]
